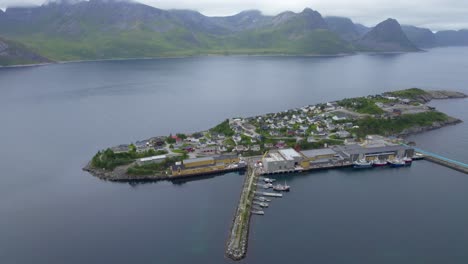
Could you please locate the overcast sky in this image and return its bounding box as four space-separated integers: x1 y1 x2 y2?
1 0 467 31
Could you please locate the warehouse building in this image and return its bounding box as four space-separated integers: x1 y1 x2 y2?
301 148 337 161
171 155 240 176
263 148 304 173
336 144 414 162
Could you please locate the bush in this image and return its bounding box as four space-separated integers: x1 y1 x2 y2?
387 88 427 99
338 97 384 115
90 148 167 170
210 119 235 137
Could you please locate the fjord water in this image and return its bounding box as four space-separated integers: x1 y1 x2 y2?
1 47 468 263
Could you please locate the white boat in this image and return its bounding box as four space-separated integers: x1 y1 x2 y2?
353 159 373 168
263 178 276 183
372 158 387 167
388 158 405 167
273 181 290 192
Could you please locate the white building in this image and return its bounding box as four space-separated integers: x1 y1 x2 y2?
137 155 167 165
262 148 303 173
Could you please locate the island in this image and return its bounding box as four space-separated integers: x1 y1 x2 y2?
83 87 467 261
83 88 466 181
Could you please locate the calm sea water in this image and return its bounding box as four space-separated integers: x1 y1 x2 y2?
0 47 467 263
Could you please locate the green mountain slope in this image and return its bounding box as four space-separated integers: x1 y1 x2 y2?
0 36 51 66
0 1 351 61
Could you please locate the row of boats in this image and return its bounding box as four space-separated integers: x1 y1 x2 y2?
262 178 290 192
353 156 413 168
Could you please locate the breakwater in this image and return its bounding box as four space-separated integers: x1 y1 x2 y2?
225 166 257 260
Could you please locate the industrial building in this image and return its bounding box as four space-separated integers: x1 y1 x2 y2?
171 155 242 177
335 144 414 162
262 148 305 173
301 148 337 161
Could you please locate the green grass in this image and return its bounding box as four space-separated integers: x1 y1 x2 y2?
354 111 449 137
126 156 184 175
387 88 428 99
4 22 353 63
210 119 235 137
337 97 385 115
91 148 166 170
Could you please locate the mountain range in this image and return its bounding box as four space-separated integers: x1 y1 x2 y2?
0 0 467 66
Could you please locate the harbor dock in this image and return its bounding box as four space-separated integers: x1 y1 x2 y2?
255 191 283 198
225 166 257 261
414 148 468 174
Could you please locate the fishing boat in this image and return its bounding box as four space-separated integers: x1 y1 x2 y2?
263 178 276 183
388 158 406 167
403 156 413 165
372 158 387 167
273 181 290 192
256 197 271 202
353 159 373 169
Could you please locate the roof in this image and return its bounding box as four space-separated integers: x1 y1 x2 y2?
213 154 238 161
278 148 302 160
338 144 411 156
301 148 336 158
138 155 167 162
264 153 285 162
183 156 214 165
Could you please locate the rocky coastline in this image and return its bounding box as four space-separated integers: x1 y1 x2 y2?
82 162 169 182
398 116 463 137
413 90 467 103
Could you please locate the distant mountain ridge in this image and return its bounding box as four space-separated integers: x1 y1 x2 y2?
356 19 419 52
0 0 467 66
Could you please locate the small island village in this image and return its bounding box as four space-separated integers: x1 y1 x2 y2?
86 88 466 181
84 88 467 261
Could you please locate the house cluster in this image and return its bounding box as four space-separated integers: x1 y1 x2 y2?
110 91 429 163
243 102 356 141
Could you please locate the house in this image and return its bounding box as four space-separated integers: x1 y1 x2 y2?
275 141 286 149
233 134 242 143
264 143 274 149
235 145 247 152
198 146 217 155
335 130 351 138
251 145 261 152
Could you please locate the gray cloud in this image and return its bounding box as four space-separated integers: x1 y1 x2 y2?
1 0 467 31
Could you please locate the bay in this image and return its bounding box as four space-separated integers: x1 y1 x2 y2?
0 47 467 263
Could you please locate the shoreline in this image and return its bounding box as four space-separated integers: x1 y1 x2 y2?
1 53 353 69
83 118 463 182
3 50 429 69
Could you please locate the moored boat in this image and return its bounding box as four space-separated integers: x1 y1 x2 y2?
273 181 290 192
388 158 406 167
263 178 276 183
372 158 387 167
403 156 413 165
353 159 373 169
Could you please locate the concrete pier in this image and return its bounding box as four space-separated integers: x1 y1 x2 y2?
423 155 468 174
256 191 283 198
413 148 468 174
225 166 257 261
